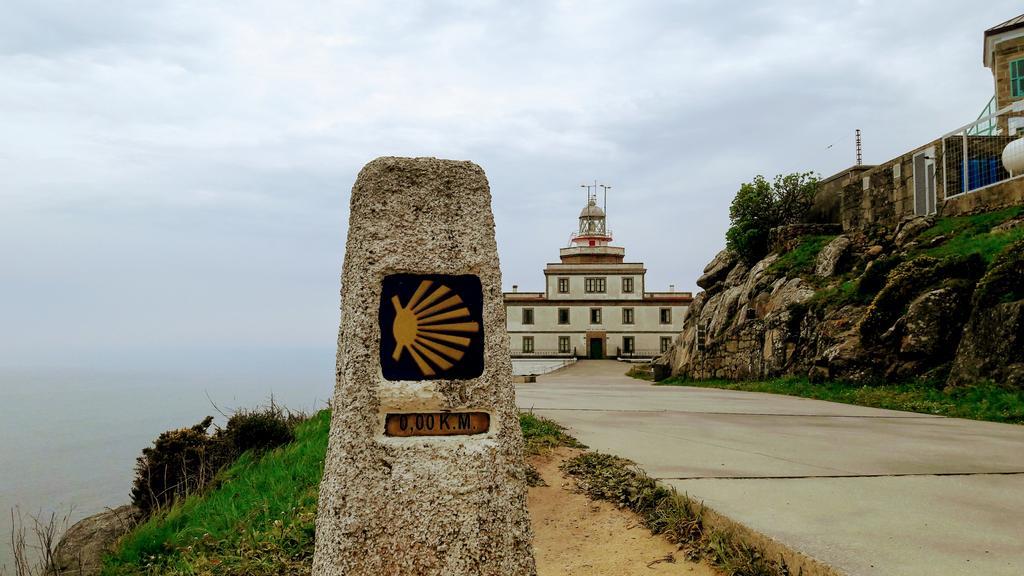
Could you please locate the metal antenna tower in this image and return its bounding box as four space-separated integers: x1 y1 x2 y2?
856 129 863 166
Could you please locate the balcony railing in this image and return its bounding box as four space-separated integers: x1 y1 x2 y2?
510 349 576 358
616 349 664 359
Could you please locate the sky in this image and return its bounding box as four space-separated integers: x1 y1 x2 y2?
0 0 1018 367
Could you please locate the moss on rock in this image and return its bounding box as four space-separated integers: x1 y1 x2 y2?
972 237 1024 308
860 254 986 344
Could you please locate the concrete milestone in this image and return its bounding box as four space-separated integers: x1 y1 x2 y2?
312 157 536 576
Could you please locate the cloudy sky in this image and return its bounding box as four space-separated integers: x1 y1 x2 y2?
1 0 1017 367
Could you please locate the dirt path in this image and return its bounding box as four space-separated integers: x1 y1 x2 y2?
527 448 719 576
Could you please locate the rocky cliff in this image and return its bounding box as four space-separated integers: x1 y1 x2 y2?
656 210 1024 388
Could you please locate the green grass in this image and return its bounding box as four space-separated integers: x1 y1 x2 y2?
767 234 835 277
917 206 1024 263
520 411 585 455
103 410 331 575
658 377 1024 424
103 411 580 574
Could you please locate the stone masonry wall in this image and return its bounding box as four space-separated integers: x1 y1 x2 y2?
943 175 1024 216
840 138 944 232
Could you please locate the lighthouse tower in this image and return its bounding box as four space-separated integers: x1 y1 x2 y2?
503 181 691 360
560 194 626 264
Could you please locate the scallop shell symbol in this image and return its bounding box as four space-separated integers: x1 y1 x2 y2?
391 280 481 377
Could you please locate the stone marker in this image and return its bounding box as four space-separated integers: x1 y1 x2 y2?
312 157 536 576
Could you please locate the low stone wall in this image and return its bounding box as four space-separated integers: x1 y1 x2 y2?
807 165 873 225
768 223 842 253
942 175 1024 217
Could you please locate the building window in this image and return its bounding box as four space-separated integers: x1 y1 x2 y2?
1013 58 1024 99
660 308 671 324
522 308 534 325
590 307 602 324
622 307 634 324
558 336 571 354
622 277 634 293
584 277 606 293
622 336 635 354
558 277 570 293
558 308 570 325
522 336 534 354
661 336 672 353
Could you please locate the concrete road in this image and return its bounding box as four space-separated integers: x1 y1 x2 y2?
516 360 1024 576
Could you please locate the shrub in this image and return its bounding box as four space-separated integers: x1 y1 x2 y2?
130 403 302 517
219 404 296 459
726 172 819 264
131 417 219 516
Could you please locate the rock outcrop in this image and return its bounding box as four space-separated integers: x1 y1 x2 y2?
815 236 852 277
50 505 138 576
657 221 1024 387
949 237 1024 388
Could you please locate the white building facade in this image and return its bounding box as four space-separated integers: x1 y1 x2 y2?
504 195 691 359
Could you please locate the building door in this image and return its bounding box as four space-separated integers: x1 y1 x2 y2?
588 338 604 359
913 148 936 215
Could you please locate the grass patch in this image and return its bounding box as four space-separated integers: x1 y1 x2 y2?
658 377 1024 424
768 234 835 277
520 411 585 455
104 409 331 575
104 410 581 574
626 364 654 381
917 206 1024 263
562 452 791 575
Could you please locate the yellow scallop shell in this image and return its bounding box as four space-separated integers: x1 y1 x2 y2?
391 280 480 376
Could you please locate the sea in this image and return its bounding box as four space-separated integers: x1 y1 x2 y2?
0 351 556 571
0 348 335 571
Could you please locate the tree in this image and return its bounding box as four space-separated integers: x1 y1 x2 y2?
726 172 819 264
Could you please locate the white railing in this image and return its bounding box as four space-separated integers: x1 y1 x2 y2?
942 101 1024 198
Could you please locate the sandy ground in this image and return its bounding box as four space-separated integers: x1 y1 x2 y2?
527 448 719 576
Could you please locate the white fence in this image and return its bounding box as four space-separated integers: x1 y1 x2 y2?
942 101 1024 199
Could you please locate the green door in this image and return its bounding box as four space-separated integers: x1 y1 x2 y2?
588 338 603 359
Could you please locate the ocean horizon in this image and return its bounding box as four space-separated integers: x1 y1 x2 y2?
0 347 336 571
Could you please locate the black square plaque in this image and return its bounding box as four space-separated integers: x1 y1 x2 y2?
379 273 485 381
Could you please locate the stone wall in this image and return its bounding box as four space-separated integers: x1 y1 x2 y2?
767 223 842 253
839 138 944 231
807 165 872 224
942 175 1024 216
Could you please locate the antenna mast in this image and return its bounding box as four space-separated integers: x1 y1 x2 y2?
856 129 862 166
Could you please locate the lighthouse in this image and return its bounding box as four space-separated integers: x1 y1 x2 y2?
504 184 691 360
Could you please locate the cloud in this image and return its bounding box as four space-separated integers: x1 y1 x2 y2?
0 0 1018 365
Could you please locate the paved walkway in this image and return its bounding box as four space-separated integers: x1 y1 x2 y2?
516 360 1024 576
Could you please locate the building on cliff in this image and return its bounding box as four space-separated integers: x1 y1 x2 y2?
503 191 691 360
810 13 1024 233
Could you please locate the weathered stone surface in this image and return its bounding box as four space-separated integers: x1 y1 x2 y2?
50 506 138 576
865 245 884 258
991 217 1024 234
723 259 749 287
949 300 1024 388
814 235 852 277
893 216 932 247
312 157 535 576
898 288 965 358
696 249 737 290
